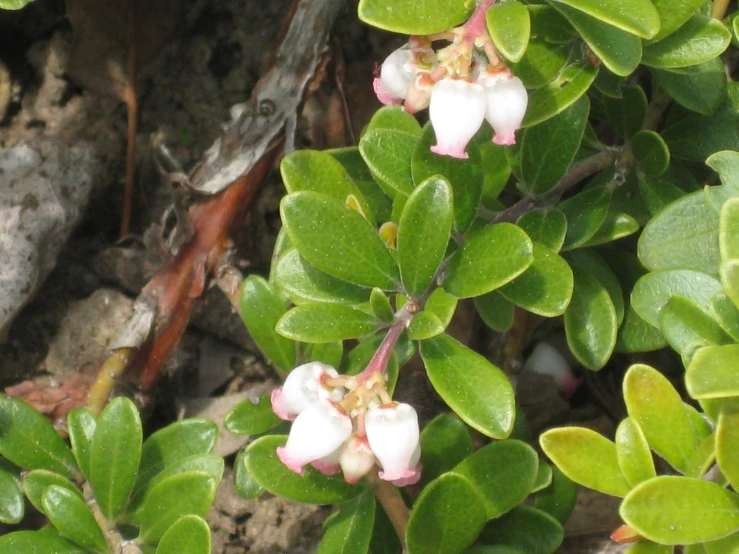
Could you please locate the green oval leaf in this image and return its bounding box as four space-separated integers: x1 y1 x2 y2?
138 470 218 544
564 266 617 370
0 530 87 554
397 176 454 296
67 408 95 480
522 60 598 127
0 468 23 524
156 515 211 554
474 291 516 332
487 1 531 63
559 185 612 250
517 209 567 252
521 96 589 194
633 130 670 177
421 335 515 439
717 410 739 492
581 211 639 247
642 15 731 69
652 60 727 116
359 129 417 198
567 249 624 325
0 397 77 476
412 124 484 232
317 490 375 554
621 476 739 545
234 449 264 500
452 440 539 519
89 397 142 520
224 395 281 436
329 147 393 223
498 243 574 317
509 39 571 89
616 305 668 353
623 364 697 472
245 435 360 504
721 197 739 261
659 295 732 359
649 0 705 41
406 473 486 554
366 106 422 135
281 192 399 289
687 344 739 399
43 485 109 553
549 0 660 38
615 418 656 488
420 413 474 486
540 427 629 496
480 506 564 554
240 275 297 373
443 223 533 298
277 303 380 343
22 469 82 516
407 310 446 340
358 0 473 35
534 467 578 524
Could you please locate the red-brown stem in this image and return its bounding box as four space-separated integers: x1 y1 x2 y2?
356 308 413 385
463 0 495 44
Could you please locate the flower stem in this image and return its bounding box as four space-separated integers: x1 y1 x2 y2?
374 478 411 546
356 307 413 385
713 0 730 19
463 0 495 42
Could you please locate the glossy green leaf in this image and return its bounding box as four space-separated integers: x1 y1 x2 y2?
638 191 720 275
487 1 530 63
522 61 598 127
233 449 264 500
358 0 472 35
564 266 617 370
406 473 486 554
307 341 344 368
43 486 109 553
397 176 454 296
581 211 639 246
275 250 371 306
412 124 483 232
624 364 697 472
498 244 573 317
281 150 374 224
224 395 281 436
660 295 732 358
662 105 739 162
633 131 670 177
420 413 473 485
421 335 515 439
616 305 668 353
138 470 218 543
517 209 567 252
521 96 589 194
359 129 417 198
424 288 458 329
687 344 739 399
318 490 375 554
652 60 726 115
532 461 553 493
22 469 82 515
474 291 515 332
452 440 539 519
638 171 686 216
553 4 642 76
156 515 211 554
0 531 87 554
0 0 34 10
282 192 399 289
528 4 577 43
369 288 394 323
649 0 705 40
407 310 446 340
567 249 624 324
621 476 739 545
89 397 141 520
328 148 393 223
723 259 739 310
443 223 533 298
240 275 296 372
549 0 659 38
245 435 360 503
717 410 739 491
540 427 629 496
710 292 739 342
0 468 23 524
602 85 648 139
702 531 739 554
480 506 564 554
534 467 578 524
721 197 739 260
0 397 77 476
66 408 95 480
615 418 655 488
632 268 723 328
508 39 571 89
558 186 611 250
135 419 217 495
365 106 422 136
642 15 731 69
707 150 739 191
277 303 379 343
627 543 674 554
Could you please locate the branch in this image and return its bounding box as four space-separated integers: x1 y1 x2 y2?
374 479 411 548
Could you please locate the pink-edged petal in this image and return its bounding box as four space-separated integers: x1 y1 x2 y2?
492 131 517 146
271 387 296 421
389 464 422 487
276 446 307 475
430 143 469 159
374 78 402 106
311 458 342 476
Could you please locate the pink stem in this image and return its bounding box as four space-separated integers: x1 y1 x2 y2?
463 0 495 44
356 308 413 385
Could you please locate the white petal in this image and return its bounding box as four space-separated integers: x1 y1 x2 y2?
365 403 420 481
482 76 528 146
524 342 581 395
274 362 340 419
429 79 486 159
380 46 417 100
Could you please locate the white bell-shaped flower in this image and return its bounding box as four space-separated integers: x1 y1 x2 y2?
373 46 417 106
523 342 581 397
389 443 421 487
340 435 377 484
429 78 487 159
365 402 420 482
276 398 353 475
271 361 343 420
478 70 528 146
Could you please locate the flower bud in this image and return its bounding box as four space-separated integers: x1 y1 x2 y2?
374 46 417 106
311 446 342 476
478 70 528 146
429 78 486 159
523 342 581 397
365 402 421 482
271 361 343 420
276 399 352 475
339 435 377 484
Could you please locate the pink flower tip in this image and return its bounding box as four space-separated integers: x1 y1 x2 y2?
379 462 422 484
492 132 517 146
271 388 296 421
311 459 341 476
276 446 306 475
430 144 469 159
373 77 402 106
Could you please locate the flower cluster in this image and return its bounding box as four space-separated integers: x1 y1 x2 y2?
272 361 422 486
373 27 528 158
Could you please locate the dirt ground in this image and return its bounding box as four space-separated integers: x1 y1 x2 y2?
0 1 643 552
